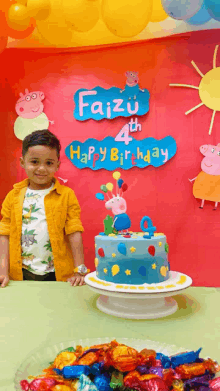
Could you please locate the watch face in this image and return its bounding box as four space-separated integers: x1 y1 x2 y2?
78 265 87 274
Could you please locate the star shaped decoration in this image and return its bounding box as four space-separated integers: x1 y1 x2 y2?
130 246 136 253
125 269 131 275
112 253 116 258
152 263 157 270
103 268 108 274
158 242 162 247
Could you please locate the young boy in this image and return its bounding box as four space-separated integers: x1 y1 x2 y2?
0 130 88 287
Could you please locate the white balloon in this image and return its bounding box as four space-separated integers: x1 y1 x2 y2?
162 0 203 20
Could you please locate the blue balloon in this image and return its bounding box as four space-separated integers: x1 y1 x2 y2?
118 243 127 256
117 178 124 188
95 193 105 200
186 1 211 24
162 0 203 20
205 0 220 21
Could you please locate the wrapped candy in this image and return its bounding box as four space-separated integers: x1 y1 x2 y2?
136 365 150 375
90 362 105 376
20 380 30 391
163 368 181 388
171 379 184 391
184 372 214 387
139 349 156 367
170 348 202 368
54 352 77 370
124 371 168 391
144 377 168 391
93 374 111 391
77 348 99 359
23 378 57 391
51 386 72 391
209 377 220 390
176 358 220 380
77 351 99 366
156 353 171 369
62 365 91 379
77 374 98 391
136 365 163 377
110 371 124 388
107 344 140 372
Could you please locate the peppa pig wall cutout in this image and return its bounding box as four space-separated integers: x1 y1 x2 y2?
73 72 150 121
14 89 54 140
189 144 220 210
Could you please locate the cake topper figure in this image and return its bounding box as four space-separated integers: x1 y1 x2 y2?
14 89 54 140
120 71 145 100
96 171 131 234
189 143 220 210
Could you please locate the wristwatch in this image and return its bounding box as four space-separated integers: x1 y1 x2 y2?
74 264 90 275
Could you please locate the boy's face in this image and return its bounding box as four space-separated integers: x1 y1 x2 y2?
20 145 60 190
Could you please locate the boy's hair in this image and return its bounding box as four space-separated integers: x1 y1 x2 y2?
22 130 61 159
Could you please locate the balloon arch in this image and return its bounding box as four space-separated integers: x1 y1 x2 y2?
1 0 220 51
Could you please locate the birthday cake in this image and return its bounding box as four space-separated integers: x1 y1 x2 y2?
94 172 170 286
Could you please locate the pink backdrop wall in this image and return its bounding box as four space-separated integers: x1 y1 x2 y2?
1 29 220 286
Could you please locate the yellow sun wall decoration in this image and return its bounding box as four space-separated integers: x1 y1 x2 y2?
170 45 220 136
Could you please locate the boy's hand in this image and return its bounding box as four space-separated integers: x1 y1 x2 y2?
67 272 86 287
0 274 9 288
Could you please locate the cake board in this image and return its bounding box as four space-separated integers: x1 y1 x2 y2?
85 271 192 319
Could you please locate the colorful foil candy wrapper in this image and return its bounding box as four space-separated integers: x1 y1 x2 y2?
170 348 202 368
20 340 220 391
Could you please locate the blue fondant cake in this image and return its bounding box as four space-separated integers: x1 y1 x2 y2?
95 232 170 285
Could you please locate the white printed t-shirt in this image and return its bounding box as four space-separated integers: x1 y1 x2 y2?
21 184 55 275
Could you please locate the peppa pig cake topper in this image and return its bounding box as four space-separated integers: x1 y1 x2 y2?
96 171 131 235
95 171 157 238
189 143 220 210
14 89 54 140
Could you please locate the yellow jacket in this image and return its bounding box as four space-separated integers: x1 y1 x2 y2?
0 178 84 281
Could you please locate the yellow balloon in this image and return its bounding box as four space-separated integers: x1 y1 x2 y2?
112 171 121 180
7 3 31 31
112 264 120 276
16 0 28 5
101 0 153 38
62 0 100 33
150 0 168 22
27 0 51 21
106 182 113 191
36 0 73 46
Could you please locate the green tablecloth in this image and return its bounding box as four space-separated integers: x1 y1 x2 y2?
1 282 220 391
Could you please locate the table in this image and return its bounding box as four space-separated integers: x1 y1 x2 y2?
1 282 220 391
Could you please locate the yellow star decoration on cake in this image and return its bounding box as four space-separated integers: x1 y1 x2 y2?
112 253 116 258
152 263 157 270
125 269 131 275
158 242 162 247
103 268 108 274
130 246 136 253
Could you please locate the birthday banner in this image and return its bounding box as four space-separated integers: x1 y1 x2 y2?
65 135 177 170
73 71 150 121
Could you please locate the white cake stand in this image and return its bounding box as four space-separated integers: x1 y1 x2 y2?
85 271 192 320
